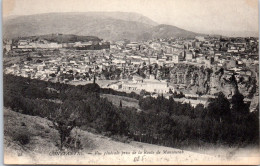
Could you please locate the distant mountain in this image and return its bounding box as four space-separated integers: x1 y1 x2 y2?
3 12 201 41
81 12 158 26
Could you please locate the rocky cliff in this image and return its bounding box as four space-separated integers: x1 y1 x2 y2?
170 64 257 99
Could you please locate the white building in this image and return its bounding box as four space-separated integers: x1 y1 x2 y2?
121 75 172 94
186 53 193 61
109 82 122 90
172 54 181 63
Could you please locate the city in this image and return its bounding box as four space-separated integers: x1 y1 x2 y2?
3 34 259 109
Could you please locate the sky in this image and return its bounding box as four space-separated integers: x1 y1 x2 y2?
2 0 259 36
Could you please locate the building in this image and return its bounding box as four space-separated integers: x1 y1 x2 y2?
109 82 122 90
195 36 206 42
186 52 193 61
172 54 181 63
126 42 140 50
120 75 171 94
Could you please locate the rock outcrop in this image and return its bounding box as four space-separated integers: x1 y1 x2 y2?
170 64 256 99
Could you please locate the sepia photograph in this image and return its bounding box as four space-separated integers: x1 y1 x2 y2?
2 0 260 164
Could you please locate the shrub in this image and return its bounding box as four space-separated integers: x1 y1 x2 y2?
21 122 26 126
35 124 45 131
45 129 50 133
14 133 30 145
64 135 83 152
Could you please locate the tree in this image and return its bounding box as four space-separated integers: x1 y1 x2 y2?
231 92 249 115
49 108 78 150
119 100 122 108
50 73 56 77
88 68 92 74
140 90 150 96
36 59 43 63
195 103 206 118
93 74 96 84
207 92 231 123
168 96 174 115
26 57 32 61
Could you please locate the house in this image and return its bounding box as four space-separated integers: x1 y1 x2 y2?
4 44 11 52
195 36 206 42
122 83 139 91
182 98 208 107
109 82 122 90
172 54 181 63
239 70 252 76
149 57 157 64
132 75 143 83
143 80 169 94
226 60 237 69
186 53 193 61
126 42 140 50
129 59 140 66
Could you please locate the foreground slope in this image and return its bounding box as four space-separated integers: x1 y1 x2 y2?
4 108 259 164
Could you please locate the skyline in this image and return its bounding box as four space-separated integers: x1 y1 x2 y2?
3 0 259 37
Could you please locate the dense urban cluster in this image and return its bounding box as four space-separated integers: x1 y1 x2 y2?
3 34 259 109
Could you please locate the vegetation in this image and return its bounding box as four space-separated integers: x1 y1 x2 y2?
4 74 259 149
13 133 31 145
101 94 140 109
49 107 80 150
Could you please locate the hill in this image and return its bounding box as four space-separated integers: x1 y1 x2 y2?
4 107 259 165
137 24 200 40
12 34 101 44
3 12 200 41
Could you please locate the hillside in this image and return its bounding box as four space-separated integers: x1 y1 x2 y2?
3 12 200 41
137 24 200 40
4 108 259 164
12 34 101 44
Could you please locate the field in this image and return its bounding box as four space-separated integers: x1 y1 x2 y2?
101 94 140 110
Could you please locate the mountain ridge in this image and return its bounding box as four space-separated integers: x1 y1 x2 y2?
3 12 201 41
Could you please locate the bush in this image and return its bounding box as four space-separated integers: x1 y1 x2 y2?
45 129 50 133
14 133 30 145
21 122 26 126
64 135 83 152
